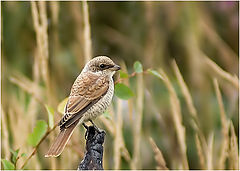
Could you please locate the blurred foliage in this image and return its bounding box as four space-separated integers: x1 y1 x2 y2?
1 1 239 170
1 159 15 170
27 120 48 147
114 83 134 100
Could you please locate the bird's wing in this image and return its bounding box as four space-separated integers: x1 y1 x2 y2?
59 73 109 128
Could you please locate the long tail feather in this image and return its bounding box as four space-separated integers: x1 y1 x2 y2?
45 120 79 157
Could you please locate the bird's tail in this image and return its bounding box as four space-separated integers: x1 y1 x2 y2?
45 120 79 157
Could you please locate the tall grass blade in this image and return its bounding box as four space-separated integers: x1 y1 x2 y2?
131 73 144 169
228 122 239 170
206 132 214 170
149 137 168 170
159 69 189 169
205 56 239 89
114 98 123 169
195 134 205 169
172 60 197 118
82 0 92 63
213 78 229 169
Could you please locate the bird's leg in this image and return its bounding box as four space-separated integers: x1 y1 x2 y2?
82 123 89 140
89 120 101 133
82 123 88 130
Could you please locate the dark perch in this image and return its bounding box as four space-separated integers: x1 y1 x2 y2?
78 126 106 170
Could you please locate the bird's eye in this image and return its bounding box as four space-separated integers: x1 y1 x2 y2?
99 64 105 68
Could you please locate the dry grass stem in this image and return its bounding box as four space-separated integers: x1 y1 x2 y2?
82 0 92 63
114 64 133 162
121 147 131 162
9 74 44 105
99 113 130 163
1 108 10 160
113 98 131 169
49 1 59 26
213 78 229 169
172 60 197 118
191 121 208 162
114 98 123 169
228 122 239 170
31 3 56 167
99 115 115 135
114 62 132 163
206 132 214 170
131 73 144 169
160 69 189 169
143 2 158 68
28 51 41 128
70 2 85 68
31 1 52 104
39 1 50 84
195 134 205 169
149 137 168 170
100 118 131 163
204 56 239 89
172 60 210 154
200 16 238 73
33 50 40 84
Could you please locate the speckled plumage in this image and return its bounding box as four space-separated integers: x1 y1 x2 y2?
79 77 114 122
59 72 114 128
59 73 110 128
45 56 120 157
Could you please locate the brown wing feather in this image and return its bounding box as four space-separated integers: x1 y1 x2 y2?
59 72 109 128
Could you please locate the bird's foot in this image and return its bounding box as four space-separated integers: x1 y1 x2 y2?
89 120 103 133
82 123 89 140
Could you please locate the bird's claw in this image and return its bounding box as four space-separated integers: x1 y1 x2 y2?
83 120 104 140
89 120 101 133
82 123 89 140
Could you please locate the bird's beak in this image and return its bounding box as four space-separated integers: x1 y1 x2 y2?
111 65 121 71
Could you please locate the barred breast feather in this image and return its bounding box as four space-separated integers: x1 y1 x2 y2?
80 78 114 122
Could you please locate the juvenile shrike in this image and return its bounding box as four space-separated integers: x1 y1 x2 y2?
45 56 120 157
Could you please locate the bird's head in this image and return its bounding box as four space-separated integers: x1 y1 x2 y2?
83 56 121 77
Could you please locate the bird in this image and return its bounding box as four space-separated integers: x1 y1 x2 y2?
45 56 121 157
